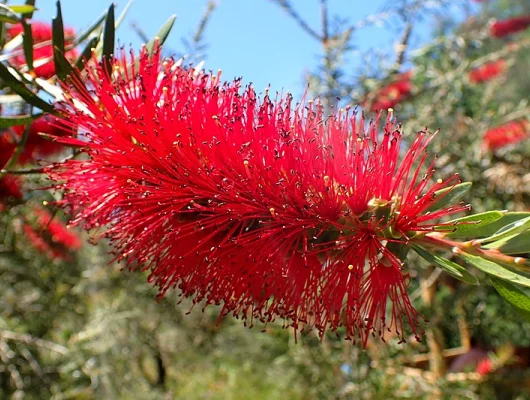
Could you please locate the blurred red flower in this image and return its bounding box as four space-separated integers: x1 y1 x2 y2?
11 115 73 164
369 71 413 112
24 207 81 260
490 16 530 38
7 21 78 79
46 47 467 344
469 60 506 84
483 120 529 150
476 357 493 376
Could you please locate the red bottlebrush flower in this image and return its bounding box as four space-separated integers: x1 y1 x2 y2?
7 21 75 43
483 120 530 151
7 21 78 79
45 47 469 344
476 357 493 376
24 207 81 260
11 115 73 164
490 16 530 38
369 71 413 112
469 60 506 84
0 175 23 201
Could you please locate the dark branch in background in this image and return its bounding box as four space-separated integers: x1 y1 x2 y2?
130 21 149 43
182 0 218 63
389 22 412 75
269 0 322 41
193 1 217 46
320 0 329 43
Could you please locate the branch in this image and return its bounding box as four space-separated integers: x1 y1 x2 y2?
389 22 412 75
193 1 217 46
0 330 69 355
320 0 328 43
269 0 322 41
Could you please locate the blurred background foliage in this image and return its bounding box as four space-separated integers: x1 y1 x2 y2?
1 0 530 398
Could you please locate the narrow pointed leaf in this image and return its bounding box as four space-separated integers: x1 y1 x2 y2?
413 245 479 285
478 216 530 245
0 63 54 112
459 253 530 288
485 231 530 255
52 1 71 80
145 14 177 54
102 3 115 76
426 182 471 212
8 5 36 14
24 0 36 19
453 212 530 239
75 36 99 70
72 10 106 46
0 4 20 23
490 277 530 322
446 211 504 238
21 19 33 71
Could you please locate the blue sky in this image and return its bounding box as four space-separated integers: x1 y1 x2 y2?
37 0 474 97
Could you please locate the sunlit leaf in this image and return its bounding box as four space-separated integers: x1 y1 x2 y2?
490 277 530 323
426 182 471 213
459 253 530 288
445 211 504 238
478 216 530 245
484 231 530 255
145 14 177 55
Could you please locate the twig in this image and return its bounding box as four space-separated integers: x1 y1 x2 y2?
320 0 328 43
389 22 412 75
269 0 322 41
0 330 69 355
193 1 217 45
130 21 149 43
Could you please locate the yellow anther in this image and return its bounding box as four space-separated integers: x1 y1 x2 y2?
269 207 275 216
243 160 249 167
347 264 354 270
437 178 443 184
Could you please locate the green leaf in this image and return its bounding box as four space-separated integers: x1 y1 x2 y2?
478 216 530 245
145 14 177 55
0 4 21 23
426 182 471 212
413 245 479 285
454 212 530 239
490 277 530 322
24 0 36 19
8 5 36 14
0 63 54 113
72 10 106 46
75 36 99 70
445 211 504 238
52 1 72 80
0 114 41 128
485 231 530 255
459 252 530 288
21 19 33 71
102 3 115 76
